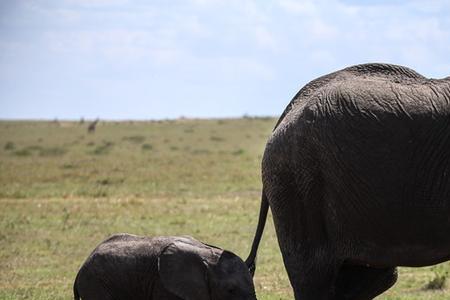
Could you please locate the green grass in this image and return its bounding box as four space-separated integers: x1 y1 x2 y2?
0 119 449 299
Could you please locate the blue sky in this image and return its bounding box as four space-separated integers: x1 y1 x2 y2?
1 0 449 120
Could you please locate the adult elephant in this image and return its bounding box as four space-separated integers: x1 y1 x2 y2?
245 63 450 299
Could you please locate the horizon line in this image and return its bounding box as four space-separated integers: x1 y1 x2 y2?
0 115 277 122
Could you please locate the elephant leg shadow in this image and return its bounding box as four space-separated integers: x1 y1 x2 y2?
334 264 398 300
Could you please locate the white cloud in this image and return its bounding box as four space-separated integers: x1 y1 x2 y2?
278 0 317 15
409 0 450 13
64 0 129 7
310 50 336 66
183 16 211 38
45 29 181 65
2 0 450 119
309 19 339 40
34 0 450 82
253 26 279 50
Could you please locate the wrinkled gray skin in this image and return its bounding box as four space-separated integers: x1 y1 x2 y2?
74 233 256 300
246 63 450 299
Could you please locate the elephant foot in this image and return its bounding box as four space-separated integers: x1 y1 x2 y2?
334 265 398 300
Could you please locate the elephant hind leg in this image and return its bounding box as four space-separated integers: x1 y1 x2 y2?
269 182 338 299
277 242 340 300
334 264 398 300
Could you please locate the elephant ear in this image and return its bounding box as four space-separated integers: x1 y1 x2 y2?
158 240 211 300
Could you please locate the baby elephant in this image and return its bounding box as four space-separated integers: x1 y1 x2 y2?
74 233 257 300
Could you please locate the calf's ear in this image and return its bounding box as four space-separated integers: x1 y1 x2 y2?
158 241 211 300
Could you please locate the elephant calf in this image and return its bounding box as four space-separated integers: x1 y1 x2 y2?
74 233 256 300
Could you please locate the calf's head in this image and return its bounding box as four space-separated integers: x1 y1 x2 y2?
158 238 257 300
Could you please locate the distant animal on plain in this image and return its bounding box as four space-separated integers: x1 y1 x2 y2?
246 63 450 299
87 119 99 133
74 233 257 300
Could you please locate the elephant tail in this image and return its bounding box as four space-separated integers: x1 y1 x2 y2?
245 190 269 277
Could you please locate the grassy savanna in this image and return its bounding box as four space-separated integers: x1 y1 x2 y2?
0 119 449 300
